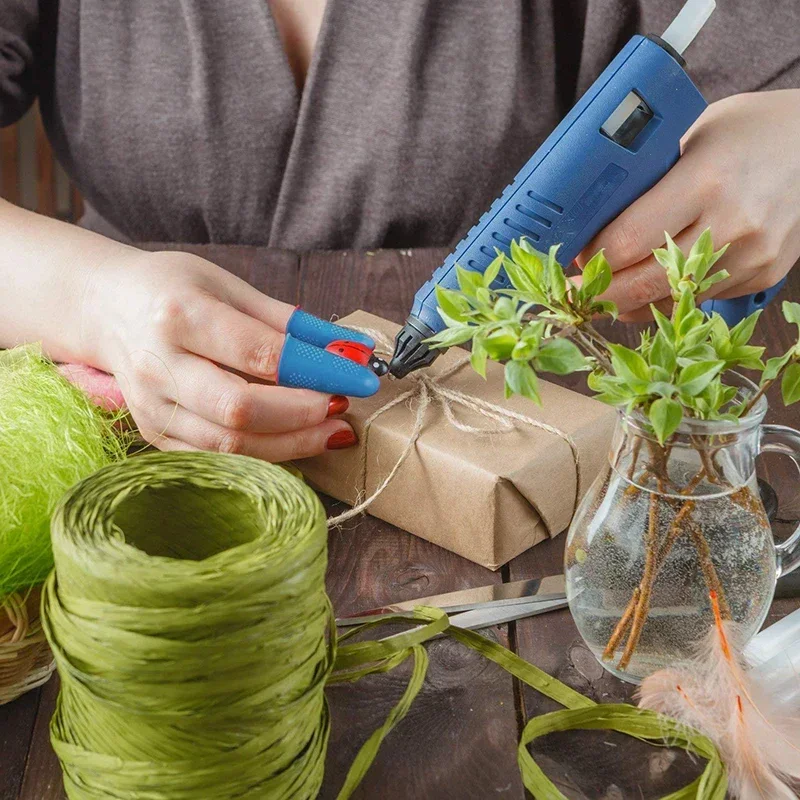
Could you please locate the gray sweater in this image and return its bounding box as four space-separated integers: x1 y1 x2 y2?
1 1 798 250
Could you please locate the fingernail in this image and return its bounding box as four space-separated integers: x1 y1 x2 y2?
327 395 350 417
327 429 357 450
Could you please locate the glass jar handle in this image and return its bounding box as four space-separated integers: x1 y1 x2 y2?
760 423 800 578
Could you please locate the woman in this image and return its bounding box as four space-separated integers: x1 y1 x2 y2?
1 0 799 460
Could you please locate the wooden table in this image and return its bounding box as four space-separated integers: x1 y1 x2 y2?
2 245 799 800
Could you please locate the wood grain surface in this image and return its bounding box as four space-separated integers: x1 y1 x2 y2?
1 245 798 800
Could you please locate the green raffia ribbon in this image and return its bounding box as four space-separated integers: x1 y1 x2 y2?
41 452 727 799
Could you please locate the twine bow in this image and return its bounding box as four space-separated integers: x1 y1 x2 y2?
327 329 582 528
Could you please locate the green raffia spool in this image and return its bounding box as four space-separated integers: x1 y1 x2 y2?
42 452 332 800
42 451 730 799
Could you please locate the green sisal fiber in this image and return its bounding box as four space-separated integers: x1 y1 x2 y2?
42 452 728 800
0 345 127 601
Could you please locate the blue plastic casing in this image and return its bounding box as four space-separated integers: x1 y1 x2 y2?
410 35 780 333
286 309 375 350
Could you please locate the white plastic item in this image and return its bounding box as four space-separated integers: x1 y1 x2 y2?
749 637 800 706
661 0 717 56
745 606 800 666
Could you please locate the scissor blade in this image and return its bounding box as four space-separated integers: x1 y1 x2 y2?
448 596 569 630
373 596 569 642
335 574 565 627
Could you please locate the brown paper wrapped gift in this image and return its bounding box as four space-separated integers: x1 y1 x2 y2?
298 311 617 569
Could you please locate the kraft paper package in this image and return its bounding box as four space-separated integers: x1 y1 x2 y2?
298 311 616 569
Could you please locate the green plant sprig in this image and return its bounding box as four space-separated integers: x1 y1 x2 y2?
427 229 800 444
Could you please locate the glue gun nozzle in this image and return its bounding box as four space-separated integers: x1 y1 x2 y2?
388 317 440 379
370 357 390 378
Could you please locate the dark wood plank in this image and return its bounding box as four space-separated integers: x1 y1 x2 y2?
69 187 83 224
17 678 63 800
137 243 301 305
34 107 56 219
0 687 41 800
0 126 20 207
297 247 448 327
299 250 525 799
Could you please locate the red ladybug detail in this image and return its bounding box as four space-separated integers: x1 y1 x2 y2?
324 340 374 366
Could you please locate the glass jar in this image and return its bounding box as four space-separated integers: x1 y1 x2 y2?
565 374 800 683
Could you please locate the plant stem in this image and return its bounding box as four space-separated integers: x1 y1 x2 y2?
627 438 643 481
618 486 662 670
741 377 774 417
574 329 614 373
602 587 640 662
689 523 732 619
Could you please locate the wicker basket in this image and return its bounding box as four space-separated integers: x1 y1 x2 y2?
0 588 56 705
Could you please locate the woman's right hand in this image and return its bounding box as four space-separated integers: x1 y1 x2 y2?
78 248 357 460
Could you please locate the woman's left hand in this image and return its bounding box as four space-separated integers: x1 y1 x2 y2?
576 89 800 321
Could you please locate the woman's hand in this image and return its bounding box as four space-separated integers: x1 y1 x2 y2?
80 249 357 460
576 90 800 321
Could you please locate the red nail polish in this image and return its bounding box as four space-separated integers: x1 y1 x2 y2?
327 430 357 450
327 395 350 417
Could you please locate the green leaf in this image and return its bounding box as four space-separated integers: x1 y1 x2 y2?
483 253 504 287
698 270 730 294
676 360 725 396
678 308 705 338
483 329 519 360
665 232 686 274
470 333 488 378
673 287 695 332
647 380 676 398
591 300 618 320
678 344 719 365
502 257 545 302
651 306 675 340
729 310 762 348
609 344 650 385
724 344 765 371
689 228 714 266
580 250 612 299
653 247 681 288
587 373 634 404
649 330 677 374
680 320 714 350
763 351 793 381
783 301 800 327
682 252 705 281
505 360 541 403
493 297 516 320
425 325 476 349
534 339 587 375
510 240 545 282
546 246 567 302
435 285 470 323
455 264 484 298
781 362 800 405
648 397 683 445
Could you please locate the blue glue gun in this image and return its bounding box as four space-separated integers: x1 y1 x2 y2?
276 309 388 397
389 0 785 378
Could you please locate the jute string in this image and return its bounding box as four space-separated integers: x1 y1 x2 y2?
328 329 582 527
